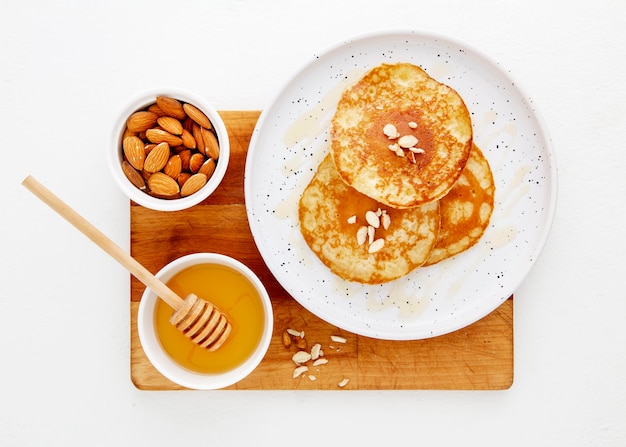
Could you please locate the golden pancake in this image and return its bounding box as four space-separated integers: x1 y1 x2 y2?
424 144 495 266
330 62 473 209
299 154 440 284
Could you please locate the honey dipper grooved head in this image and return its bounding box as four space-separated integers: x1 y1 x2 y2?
169 294 231 351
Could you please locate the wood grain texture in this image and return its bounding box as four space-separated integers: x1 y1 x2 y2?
130 111 513 390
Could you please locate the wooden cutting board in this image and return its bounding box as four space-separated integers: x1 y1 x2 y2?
130 111 513 390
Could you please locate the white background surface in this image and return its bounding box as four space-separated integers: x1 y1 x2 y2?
1 1 624 445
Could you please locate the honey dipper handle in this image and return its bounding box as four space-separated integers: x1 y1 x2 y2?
21 175 184 310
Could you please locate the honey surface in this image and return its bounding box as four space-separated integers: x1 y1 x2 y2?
155 263 264 373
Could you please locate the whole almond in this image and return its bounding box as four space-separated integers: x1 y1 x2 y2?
282 331 292 348
156 96 186 120
148 172 180 197
144 143 157 155
178 149 191 171
145 128 183 146
121 160 146 190
180 129 196 149
177 172 191 188
123 136 145 171
163 154 182 179
201 128 220 160
198 158 216 178
143 142 170 173
192 123 205 155
183 103 213 129
183 116 195 133
294 336 307 349
122 127 136 140
189 152 205 173
180 173 207 197
157 116 183 135
148 104 166 116
126 111 158 133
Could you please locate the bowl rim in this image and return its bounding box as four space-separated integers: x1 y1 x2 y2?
137 253 273 390
109 87 230 212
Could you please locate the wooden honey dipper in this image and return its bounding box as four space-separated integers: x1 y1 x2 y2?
22 175 232 352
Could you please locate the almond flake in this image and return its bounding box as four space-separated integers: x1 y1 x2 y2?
398 135 418 148
308 375 317 381
408 121 418 129
409 147 425 154
292 351 312 365
382 213 391 230
356 226 368 245
310 343 322 360
383 123 400 139
313 358 328 367
365 210 380 228
367 226 375 244
330 335 347 344
293 365 308 378
338 378 350 388
388 143 400 152
368 238 385 253
287 328 304 338
347 215 357 224
408 151 417 164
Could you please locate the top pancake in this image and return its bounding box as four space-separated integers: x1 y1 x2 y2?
298 154 440 284
330 62 473 209
424 143 495 266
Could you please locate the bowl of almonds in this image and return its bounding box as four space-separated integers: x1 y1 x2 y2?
110 89 230 211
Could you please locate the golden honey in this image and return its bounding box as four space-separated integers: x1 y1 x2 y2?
155 263 265 374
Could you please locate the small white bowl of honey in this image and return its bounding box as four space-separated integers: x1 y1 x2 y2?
137 253 273 390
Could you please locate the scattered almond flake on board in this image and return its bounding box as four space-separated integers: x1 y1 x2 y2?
308 375 317 381
292 350 312 365
286 328 304 338
330 335 347 343
347 215 357 224
293 365 308 378
312 358 328 367
338 378 350 388
310 343 322 360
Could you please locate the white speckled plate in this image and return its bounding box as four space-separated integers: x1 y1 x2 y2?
244 30 557 340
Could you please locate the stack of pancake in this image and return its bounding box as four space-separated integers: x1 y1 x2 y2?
298 63 495 284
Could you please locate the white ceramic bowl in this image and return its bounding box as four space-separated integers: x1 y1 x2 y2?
109 88 230 211
137 253 273 390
